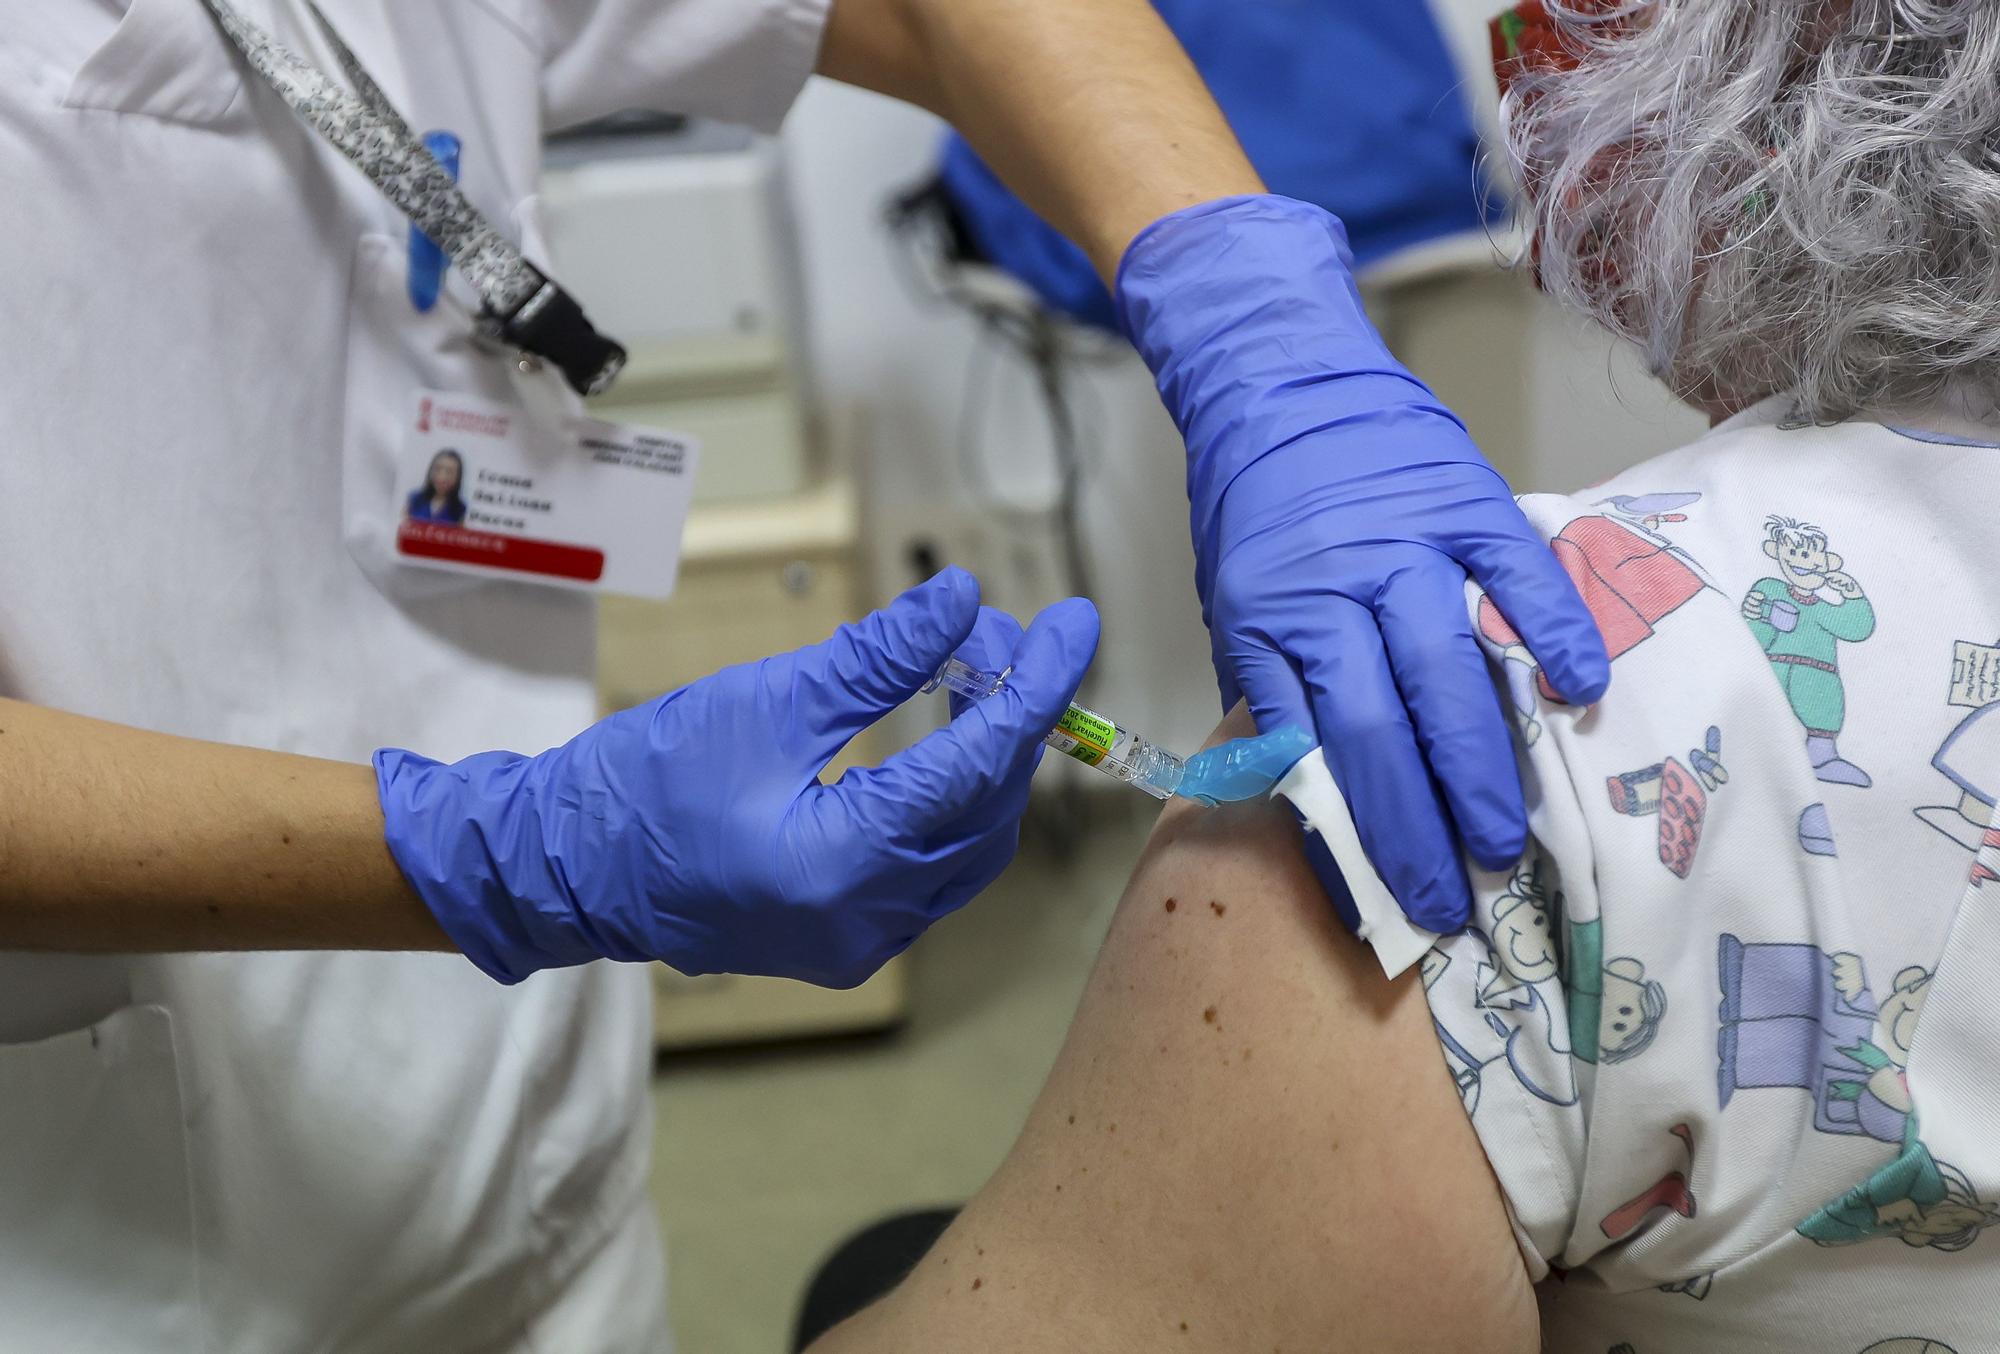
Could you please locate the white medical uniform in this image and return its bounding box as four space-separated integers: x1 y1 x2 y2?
0 2 825 1350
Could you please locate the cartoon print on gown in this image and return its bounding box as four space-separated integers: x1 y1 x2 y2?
1566 908 1665 1067
1657 1272 1712 1301
1482 852 1665 1070
1600 1124 1697 1241
1427 930 1579 1114
1426 847 1669 1117
1741 516 1877 787
1478 493 1709 746
1718 939 1925 1142
1606 727 1726 878
1913 638 2000 884
1424 860 1582 1114
1799 1151 1996 1250
1477 856 1562 1011
1716 936 1997 1249
1434 422 2000 1342
1799 802 1837 857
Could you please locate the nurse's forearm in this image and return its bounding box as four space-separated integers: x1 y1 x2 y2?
818 0 1264 277
0 698 452 953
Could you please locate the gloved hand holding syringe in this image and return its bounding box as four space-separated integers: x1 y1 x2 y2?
925 656 1314 805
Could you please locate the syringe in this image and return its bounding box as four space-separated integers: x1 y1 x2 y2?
926 656 1186 798
924 657 1314 805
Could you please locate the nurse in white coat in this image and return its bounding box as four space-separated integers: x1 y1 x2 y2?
0 0 1618 1349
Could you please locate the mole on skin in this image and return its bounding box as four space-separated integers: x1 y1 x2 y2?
1164 897 1177 913
1209 900 1226 917
1202 1006 1217 1024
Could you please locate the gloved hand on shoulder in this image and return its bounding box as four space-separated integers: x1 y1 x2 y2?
1117 195 1609 933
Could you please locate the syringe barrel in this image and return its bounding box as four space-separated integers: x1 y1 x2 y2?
925 659 1185 800
1044 703 1184 800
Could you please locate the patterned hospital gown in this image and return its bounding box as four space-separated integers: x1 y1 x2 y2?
1428 395 2000 1354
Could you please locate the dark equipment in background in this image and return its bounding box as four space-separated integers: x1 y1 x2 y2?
793 1208 958 1350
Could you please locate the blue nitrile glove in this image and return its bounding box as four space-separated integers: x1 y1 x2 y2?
374 569 1101 988
1116 195 1610 933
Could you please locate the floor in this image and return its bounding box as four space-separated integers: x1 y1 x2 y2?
648 794 1156 1354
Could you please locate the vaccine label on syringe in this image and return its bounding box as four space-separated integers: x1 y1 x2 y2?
926 657 1184 799
928 654 1310 804
1048 707 1117 767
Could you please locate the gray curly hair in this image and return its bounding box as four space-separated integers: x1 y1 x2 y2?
1499 1 2000 421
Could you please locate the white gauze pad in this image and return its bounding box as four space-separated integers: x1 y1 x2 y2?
1272 748 1439 979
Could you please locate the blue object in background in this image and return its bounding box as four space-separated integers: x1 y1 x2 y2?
408 130 461 313
938 2 1494 329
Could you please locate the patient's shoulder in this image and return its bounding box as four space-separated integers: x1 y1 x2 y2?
812 712 1540 1354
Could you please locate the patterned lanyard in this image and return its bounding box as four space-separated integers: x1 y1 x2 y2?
199 0 627 397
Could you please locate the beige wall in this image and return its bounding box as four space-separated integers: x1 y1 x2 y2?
1369 262 1710 497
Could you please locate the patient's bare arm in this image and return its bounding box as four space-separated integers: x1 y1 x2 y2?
812 711 1538 1353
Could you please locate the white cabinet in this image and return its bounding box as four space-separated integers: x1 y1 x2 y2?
543 127 815 505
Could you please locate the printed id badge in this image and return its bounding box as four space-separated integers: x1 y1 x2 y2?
393 389 699 598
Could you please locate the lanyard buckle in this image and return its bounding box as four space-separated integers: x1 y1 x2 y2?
480 267 628 398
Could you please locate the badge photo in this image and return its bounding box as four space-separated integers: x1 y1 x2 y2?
394 389 700 599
